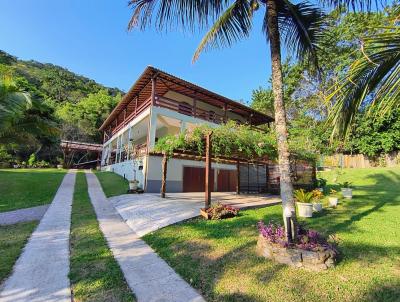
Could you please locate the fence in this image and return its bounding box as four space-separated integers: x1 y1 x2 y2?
318 151 400 169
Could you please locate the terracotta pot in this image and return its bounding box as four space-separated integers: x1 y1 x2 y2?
297 202 313 218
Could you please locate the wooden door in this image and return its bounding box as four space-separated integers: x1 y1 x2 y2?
217 169 237 192
183 167 214 192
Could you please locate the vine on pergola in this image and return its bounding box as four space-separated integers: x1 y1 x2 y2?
154 121 278 160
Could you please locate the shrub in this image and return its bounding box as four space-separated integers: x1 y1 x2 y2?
258 221 337 253
205 203 239 220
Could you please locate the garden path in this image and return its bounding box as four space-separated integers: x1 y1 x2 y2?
0 205 49 225
110 192 280 236
0 171 76 302
85 170 205 302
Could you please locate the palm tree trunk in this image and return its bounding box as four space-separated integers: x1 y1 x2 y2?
266 0 296 241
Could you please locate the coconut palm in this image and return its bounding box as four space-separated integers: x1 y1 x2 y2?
0 76 32 135
327 7 400 137
0 76 58 145
127 0 373 241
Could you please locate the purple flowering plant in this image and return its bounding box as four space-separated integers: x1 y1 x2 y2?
258 221 338 253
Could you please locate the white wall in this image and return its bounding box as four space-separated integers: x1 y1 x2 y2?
102 156 147 189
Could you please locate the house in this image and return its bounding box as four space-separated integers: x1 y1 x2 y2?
100 66 314 193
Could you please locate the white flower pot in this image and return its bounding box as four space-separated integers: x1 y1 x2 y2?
317 188 324 192
129 181 139 190
57 164 63 169
341 188 352 199
313 203 323 212
329 197 338 207
297 202 313 218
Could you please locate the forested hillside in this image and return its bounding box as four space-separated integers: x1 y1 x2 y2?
0 50 123 166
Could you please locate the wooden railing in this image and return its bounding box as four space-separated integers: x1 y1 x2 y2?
155 96 226 124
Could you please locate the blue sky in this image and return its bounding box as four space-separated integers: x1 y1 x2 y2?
0 1 277 103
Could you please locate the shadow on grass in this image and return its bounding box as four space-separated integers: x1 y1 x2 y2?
144 169 400 301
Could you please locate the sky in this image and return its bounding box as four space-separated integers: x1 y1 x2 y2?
0 0 276 104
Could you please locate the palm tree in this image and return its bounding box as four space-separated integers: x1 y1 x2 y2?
0 76 58 145
0 76 32 136
127 0 372 241
327 7 400 137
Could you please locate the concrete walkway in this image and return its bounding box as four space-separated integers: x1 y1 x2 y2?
0 205 49 226
110 192 280 237
85 171 205 302
0 171 76 302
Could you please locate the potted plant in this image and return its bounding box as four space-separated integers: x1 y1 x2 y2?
340 181 353 199
294 189 314 218
316 178 327 192
311 189 323 212
328 189 339 207
129 179 139 190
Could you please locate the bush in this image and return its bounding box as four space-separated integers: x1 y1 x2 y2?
258 220 337 252
204 203 239 220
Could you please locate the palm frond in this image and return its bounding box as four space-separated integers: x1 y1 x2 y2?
0 77 32 132
192 0 253 62
276 1 326 70
128 0 230 31
326 26 400 138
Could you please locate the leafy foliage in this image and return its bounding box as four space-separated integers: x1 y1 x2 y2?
293 188 314 203
154 121 278 160
0 50 123 165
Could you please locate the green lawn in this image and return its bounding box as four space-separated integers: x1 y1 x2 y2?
143 167 400 302
69 172 135 302
0 221 38 283
94 171 128 197
0 168 66 212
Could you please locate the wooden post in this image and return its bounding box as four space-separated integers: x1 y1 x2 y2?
205 132 212 209
161 153 168 198
151 77 157 106
236 159 240 195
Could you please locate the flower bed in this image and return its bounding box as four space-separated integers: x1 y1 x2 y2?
200 203 239 220
256 221 337 271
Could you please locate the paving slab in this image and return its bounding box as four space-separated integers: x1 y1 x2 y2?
0 205 49 226
85 171 205 302
110 192 281 237
0 171 76 302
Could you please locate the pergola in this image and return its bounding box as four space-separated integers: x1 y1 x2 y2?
60 140 102 168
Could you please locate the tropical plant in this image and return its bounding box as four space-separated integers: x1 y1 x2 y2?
293 189 314 203
316 177 327 188
327 6 400 137
311 189 324 200
0 76 32 135
340 181 352 188
329 188 339 197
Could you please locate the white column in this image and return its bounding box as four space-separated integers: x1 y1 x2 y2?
180 121 186 133
127 127 132 160
147 108 158 150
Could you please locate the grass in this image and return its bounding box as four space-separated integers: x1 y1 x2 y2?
69 172 135 302
94 171 128 197
0 221 38 283
143 167 400 302
0 168 66 212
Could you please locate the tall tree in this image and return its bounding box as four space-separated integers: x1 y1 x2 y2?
327 5 399 137
127 0 375 240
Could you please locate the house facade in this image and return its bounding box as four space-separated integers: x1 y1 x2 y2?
100 67 314 193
